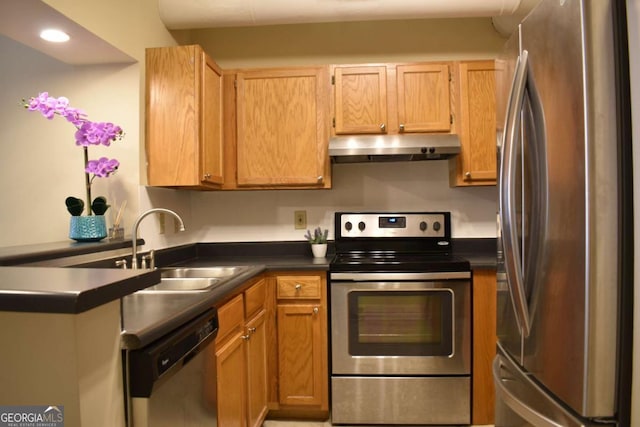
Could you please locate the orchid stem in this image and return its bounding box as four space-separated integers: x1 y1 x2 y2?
83 147 92 216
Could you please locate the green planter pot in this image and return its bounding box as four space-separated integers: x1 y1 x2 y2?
69 215 107 242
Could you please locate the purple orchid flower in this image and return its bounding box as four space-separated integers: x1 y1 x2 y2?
22 92 124 216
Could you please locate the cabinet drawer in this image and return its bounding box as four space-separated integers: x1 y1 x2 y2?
277 276 322 299
216 294 244 343
245 278 266 319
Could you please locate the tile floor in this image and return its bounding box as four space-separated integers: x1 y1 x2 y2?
264 421 493 427
264 421 330 427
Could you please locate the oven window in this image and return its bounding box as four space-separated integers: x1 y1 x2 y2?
347 290 453 356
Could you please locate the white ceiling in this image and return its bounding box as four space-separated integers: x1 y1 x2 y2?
158 0 523 29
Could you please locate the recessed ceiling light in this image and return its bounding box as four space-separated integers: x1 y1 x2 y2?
40 29 70 43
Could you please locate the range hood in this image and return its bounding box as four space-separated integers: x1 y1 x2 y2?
329 134 461 163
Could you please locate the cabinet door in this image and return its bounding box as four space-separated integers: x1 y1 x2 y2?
146 45 199 187
146 45 224 188
236 67 329 187
201 54 224 185
472 269 497 425
246 309 268 427
456 61 497 185
334 66 388 134
216 332 247 427
396 63 451 132
276 304 324 406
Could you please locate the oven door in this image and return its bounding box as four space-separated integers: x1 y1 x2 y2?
330 274 471 375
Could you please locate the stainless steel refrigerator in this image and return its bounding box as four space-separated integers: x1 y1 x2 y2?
494 0 634 426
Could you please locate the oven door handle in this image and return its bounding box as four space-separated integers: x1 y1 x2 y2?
330 272 471 281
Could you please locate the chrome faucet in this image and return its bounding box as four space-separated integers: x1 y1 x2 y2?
131 208 185 269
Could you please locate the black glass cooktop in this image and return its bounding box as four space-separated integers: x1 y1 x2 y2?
330 251 470 273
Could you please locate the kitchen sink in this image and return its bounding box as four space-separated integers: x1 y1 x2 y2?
159 266 251 279
137 266 253 293
137 277 221 293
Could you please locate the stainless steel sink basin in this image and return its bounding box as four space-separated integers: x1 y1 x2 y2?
137 266 252 293
159 266 250 279
137 277 221 293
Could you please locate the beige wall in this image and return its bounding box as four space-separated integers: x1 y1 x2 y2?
183 17 505 68
0 0 192 248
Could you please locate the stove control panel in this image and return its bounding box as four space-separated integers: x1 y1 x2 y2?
338 212 448 238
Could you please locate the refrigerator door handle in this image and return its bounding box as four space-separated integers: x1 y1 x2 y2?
520 50 550 327
499 49 532 337
493 357 564 427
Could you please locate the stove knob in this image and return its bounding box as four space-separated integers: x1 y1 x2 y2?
419 221 427 231
358 221 366 231
345 221 353 231
433 221 441 232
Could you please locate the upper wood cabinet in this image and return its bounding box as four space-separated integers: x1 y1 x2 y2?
332 63 453 135
145 45 224 189
450 60 497 186
333 66 388 134
231 67 331 189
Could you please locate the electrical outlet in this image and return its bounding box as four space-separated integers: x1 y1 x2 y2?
158 212 165 234
294 210 307 229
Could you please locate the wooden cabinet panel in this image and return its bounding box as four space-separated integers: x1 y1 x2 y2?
276 304 324 406
332 62 453 136
146 45 223 189
202 55 224 185
397 63 451 132
270 272 328 418
246 309 268 427
472 269 497 425
216 330 247 427
213 279 269 427
235 67 330 188
245 277 266 319
451 60 497 186
334 66 387 134
276 276 322 299
216 293 244 344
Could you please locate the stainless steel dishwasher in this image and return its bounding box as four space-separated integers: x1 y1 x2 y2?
124 308 219 427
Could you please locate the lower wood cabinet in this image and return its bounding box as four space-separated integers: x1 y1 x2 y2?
268 272 329 419
215 277 268 427
472 269 497 425
209 268 492 425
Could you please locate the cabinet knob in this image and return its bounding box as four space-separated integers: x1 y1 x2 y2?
317 176 323 182
241 334 250 340
465 172 472 179
399 123 405 132
203 173 212 180
313 307 319 314
380 123 386 132
248 327 256 334
295 284 302 291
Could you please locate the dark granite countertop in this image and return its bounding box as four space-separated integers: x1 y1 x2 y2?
0 238 493 349
121 264 267 349
121 244 333 349
0 237 143 266
0 266 160 314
